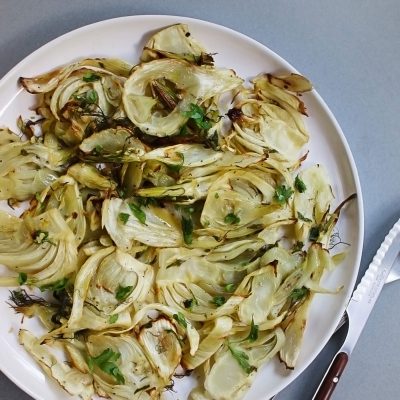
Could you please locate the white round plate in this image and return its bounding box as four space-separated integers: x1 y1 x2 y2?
0 15 363 400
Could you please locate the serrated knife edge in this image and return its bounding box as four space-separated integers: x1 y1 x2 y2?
351 219 400 303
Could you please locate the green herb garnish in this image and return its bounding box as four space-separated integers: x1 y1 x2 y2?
309 226 320 242
183 103 212 130
228 343 256 374
74 89 99 106
245 317 259 342
115 285 134 302
224 213 240 225
85 89 98 103
181 215 193 245
118 212 130 225
92 144 103 155
40 277 69 293
82 72 101 82
173 312 187 328
32 230 55 245
289 286 310 302
211 295 226 307
87 348 125 384
294 175 307 193
108 314 119 324
128 203 146 224
224 283 236 293
18 272 27 285
183 297 198 310
274 185 293 205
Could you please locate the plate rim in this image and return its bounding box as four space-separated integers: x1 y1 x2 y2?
0 14 364 400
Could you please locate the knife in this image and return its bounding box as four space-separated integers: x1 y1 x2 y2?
312 217 400 400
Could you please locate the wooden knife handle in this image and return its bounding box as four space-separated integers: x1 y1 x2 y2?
313 352 349 400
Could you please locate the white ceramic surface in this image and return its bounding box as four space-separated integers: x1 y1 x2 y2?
0 15 363 400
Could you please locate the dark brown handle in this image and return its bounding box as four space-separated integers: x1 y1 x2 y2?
313 352 349 400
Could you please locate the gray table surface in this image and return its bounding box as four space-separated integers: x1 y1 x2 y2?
0 1 399 399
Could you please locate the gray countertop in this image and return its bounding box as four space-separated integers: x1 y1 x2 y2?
0 1 399 399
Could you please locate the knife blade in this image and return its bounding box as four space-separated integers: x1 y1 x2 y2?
312 217 400 400
333 251 400 332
